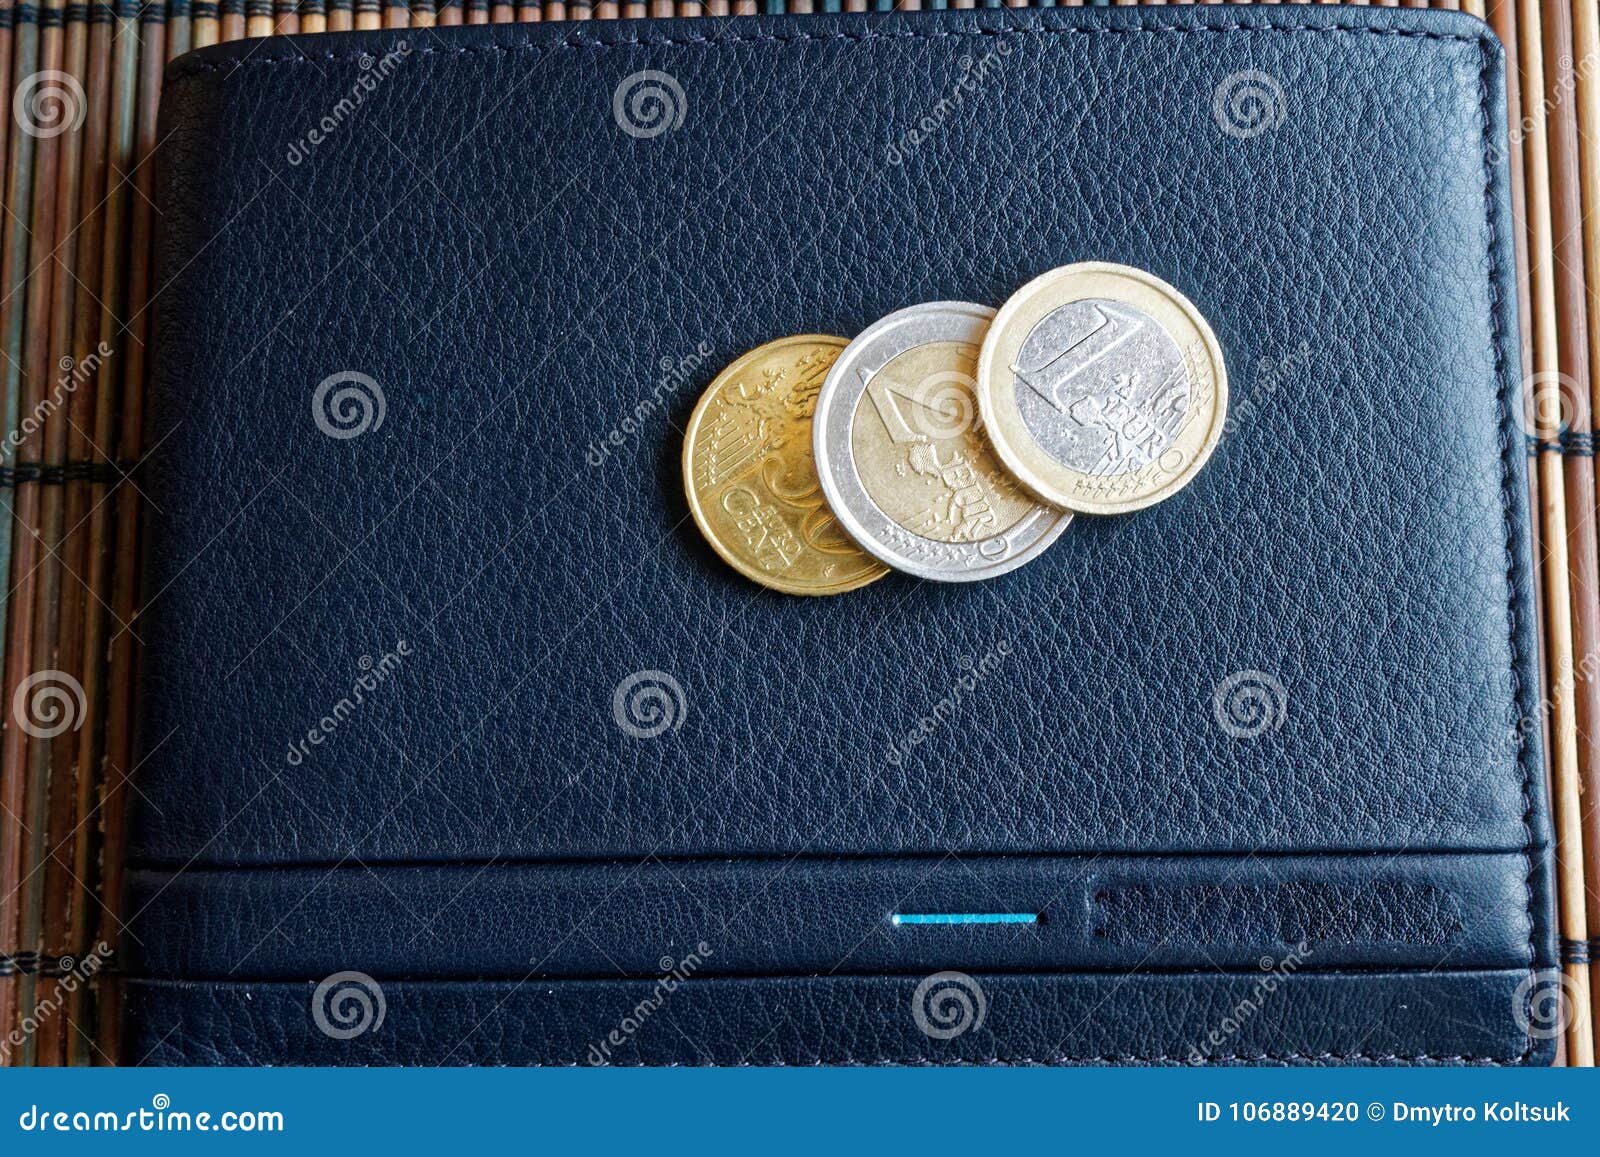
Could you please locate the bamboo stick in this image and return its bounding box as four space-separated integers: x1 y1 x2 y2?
0 0 40 1061
50 0 118 1068
93 0 166 1063
1517 0 1594 1067
1571 0 1600 1053
30 0 95 1068
4 0 71 1068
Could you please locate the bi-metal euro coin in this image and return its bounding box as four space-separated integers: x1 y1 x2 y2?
976 262 1229 515
682 335 889 596
812 301 1072 582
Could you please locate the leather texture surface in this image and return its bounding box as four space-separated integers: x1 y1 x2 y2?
124 971 1535 1066
128 5 1554 1065
126 853 1535 976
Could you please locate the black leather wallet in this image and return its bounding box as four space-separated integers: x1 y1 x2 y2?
127 5 1555 1064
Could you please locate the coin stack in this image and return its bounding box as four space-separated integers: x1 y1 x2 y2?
683 262 1228 593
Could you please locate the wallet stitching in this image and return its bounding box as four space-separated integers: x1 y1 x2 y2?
1474 35 1540 1065
150 19 1544 1066
166 22 1497 82
1465 34 1542 1068
118 972 1538 1067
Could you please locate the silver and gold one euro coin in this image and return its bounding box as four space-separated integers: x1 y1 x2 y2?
683 335 889 596
976 262 1228 515
812 301 1072 582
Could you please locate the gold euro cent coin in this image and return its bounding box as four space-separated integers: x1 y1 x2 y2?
976 262 1228 515
812 301 1072 582
682 335 890 596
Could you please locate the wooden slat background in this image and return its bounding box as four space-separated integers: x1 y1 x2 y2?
0 0 1593 1066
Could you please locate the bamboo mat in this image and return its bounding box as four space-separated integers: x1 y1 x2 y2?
0 0 1592 1067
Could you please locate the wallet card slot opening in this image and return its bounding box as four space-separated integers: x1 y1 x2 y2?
123 852 1539 980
